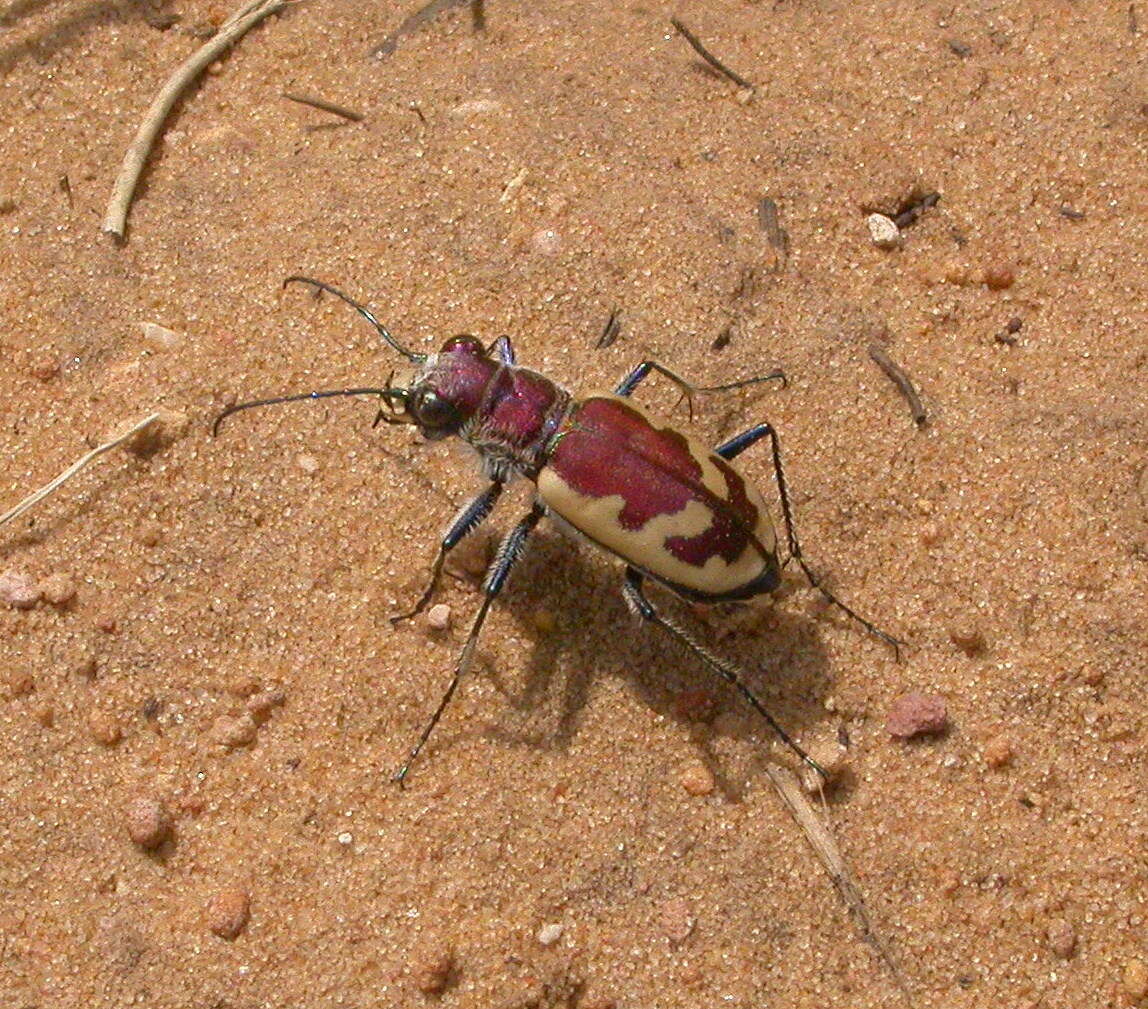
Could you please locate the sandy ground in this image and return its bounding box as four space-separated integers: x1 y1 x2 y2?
1 1 1146 1006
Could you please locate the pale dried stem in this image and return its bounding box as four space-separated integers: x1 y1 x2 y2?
0 413 162 530
764 763 913 1004
103 0 290 240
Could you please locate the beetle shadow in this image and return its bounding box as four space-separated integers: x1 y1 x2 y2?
476 523 839 799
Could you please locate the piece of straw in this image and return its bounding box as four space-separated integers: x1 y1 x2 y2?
0 413 163 530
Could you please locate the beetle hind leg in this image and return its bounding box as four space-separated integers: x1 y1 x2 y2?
621 567 827 779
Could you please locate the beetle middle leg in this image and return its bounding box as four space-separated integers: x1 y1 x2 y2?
620 567 826 778
721 422 904 659
614 360 785 419
393 500 544 785
391 480 504 624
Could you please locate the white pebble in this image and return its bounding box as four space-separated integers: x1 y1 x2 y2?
296 454 319 475
426 604 452 631
140 321 184 350
867 213 902 249
537 922 564 946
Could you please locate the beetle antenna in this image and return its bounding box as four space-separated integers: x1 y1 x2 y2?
284 276 427 363
212 387 396 436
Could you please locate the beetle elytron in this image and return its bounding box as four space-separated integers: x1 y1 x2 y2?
215 277 901 783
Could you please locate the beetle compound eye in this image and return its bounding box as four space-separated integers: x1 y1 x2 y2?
441 335 485 356
412 389 458 430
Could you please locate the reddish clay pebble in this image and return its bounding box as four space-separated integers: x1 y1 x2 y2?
2 669 35 700
659 897 696 943
673 687 719 723
0 570 41 609
1045 917 1076 959
983 264 1016 290
125 797 172 849
679 760 715 797
208 886 250 940
39 573 77 607
983 733 1015 768
211 712 258 748
886 692 948 738
88 709 123 746
949 622 988 656
246 688 286 718
412 945 455 994
426 603 452 631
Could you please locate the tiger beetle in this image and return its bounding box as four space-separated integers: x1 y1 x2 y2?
214 277 902 785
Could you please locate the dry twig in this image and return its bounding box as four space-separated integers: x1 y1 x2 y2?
764 763 912 1003
0 413 165 530
281 90 364 122
103 0 289 240
670 17 755 91
869 344 927 426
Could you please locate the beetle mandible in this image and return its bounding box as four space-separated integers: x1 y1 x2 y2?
215 277 902 784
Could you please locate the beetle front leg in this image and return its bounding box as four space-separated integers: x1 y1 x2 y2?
391 481 504 624
393 501 545 785
620 567 826 779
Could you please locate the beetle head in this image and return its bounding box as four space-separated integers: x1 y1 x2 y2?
383 335 498 440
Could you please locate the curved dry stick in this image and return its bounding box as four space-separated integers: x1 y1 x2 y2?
103 0 289 240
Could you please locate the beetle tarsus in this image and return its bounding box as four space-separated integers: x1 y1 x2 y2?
391 481 504 625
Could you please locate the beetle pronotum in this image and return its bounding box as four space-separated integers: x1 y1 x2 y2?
215 278 901 783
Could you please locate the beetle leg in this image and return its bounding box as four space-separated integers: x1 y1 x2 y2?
621 567 826 778
393 501 545 785
391 481 504 624
713 423 772 461
487 335 516 365
614 360 785 420
752 424 905 660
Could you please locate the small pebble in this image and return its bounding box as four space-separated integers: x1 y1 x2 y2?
1045 917 1076 959
125 797 172 850
659 897 696 943
867 213 902 249
39 573 77 607
679 760 715 797
1124 958 1148 1001
886 692 948 738
33 703 55 727
530 228 563 256
139 321 184 350
296 453 319 475
537 922 564 946
30 355 59 382
983 264 1016 290
88 709 123 746
0 569 41 609
426 603 452 631
983 733 1015 768
530 606 556 634
412 945 455 994
949 622 988 657
673 688 719 724
211 712 258 748
246 688 286 718
2 669 34 700
207 886 250 940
